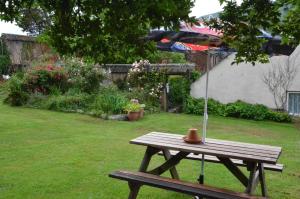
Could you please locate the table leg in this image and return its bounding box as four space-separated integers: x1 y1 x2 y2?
162 149 180 179
258 163 268 197
129 146 160 199
245 162 259 194
139 146 161 172
128 182 141 199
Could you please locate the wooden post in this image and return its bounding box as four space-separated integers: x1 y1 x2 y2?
162 75 169 112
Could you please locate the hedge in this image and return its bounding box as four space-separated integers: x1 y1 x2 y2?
183 97 292 123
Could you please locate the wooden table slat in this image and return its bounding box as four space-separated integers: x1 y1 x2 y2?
150 132 281 152
130 132 281 164
142 134 280 156
130 138 278 164
136 135 280 159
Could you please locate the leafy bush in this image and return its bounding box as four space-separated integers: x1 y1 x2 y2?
91 87 128 114
151 51 187 64
224 101 269 121
25 92 49 108
189 71 201 82
4 74 29 106
266 111 292 123
43 93 91 113
183 97 225 115
64 57 106 93
183 96 292 123
168 76 190 106
168 71 200 106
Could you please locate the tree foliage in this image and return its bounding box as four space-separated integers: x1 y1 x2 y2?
15 7 50 35
0 0 195 64
209 0 300 64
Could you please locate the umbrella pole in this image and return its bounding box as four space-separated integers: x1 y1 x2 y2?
199 51 210 186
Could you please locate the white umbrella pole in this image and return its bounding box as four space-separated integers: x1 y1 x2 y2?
203 52 210 143
199 51 210 185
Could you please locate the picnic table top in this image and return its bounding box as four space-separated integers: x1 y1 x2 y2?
130 132 282 164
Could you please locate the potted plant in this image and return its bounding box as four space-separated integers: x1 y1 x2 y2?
124 102 142 121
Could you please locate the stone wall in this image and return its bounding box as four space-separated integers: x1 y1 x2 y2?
1 34 52 71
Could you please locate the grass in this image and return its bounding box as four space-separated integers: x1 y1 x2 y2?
0 101 299 199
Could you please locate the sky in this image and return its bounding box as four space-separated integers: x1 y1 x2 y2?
0 0 242 35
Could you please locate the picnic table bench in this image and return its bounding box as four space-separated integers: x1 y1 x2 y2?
109 132 283 198
157 151 283 172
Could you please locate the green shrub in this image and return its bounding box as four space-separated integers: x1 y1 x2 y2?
168 71 200 106
43 93 91 112
64 57 106 93
183 96 205 115
91 87 128 114
224 101 269 121
25 92 48 108
183 97 292 123
168 76 190 106
183 97 225 115
4 74 29 106
266 111 292 123
151 51 187 63
190 71 201 82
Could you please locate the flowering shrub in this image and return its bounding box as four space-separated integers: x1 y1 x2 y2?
127 60 166 99
64 58 106 93
24 65 68 95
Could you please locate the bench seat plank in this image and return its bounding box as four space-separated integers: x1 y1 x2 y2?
109 170 266 199
157 150 283 172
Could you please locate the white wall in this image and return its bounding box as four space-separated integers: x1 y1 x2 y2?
191 46 300 109
288 46 300 91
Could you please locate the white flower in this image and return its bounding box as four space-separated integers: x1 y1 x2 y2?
2 75 10 80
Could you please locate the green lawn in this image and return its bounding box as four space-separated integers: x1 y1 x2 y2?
0 102 299 199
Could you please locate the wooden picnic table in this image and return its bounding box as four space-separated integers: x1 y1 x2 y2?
130 132 282 197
